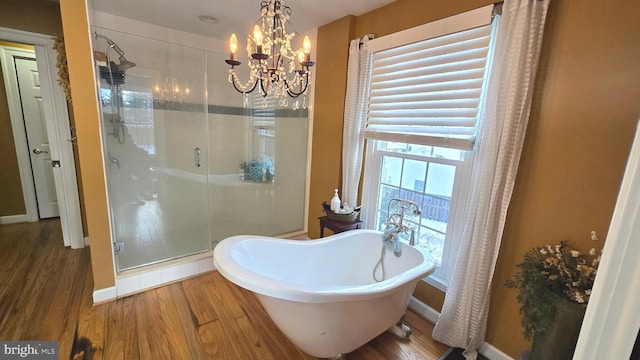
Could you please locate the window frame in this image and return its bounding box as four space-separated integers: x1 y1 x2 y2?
362 140 476 290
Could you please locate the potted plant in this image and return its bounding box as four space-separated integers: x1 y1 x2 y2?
506 236 601 359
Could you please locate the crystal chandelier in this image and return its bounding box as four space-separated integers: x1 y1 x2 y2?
225 0 315 109
153 77 191 104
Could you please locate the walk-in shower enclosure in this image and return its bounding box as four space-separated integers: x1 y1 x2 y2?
88 10 309 272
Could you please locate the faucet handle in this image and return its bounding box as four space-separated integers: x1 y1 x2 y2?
383 223 397 239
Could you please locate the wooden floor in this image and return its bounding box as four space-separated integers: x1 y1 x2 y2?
0 219 449 359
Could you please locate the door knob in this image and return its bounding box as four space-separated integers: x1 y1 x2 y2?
33 148 49 154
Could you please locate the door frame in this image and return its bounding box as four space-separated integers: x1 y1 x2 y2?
0 27 84 249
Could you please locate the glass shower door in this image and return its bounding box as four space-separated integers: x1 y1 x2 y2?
95 28 209 271
205 51 309 243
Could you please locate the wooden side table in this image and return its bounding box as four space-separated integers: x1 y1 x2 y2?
318 216 363 238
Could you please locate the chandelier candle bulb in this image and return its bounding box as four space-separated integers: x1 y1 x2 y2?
253 25 263 54
229 33 238 61
302 36 311 63
303 36 311 53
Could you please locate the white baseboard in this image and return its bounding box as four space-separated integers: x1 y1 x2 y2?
479 342 514 360
0 214 28 225
93 286 117 304
409 296 440 324
408 296 514 360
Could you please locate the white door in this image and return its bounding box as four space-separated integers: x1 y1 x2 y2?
14 57 59 219
1 30 84 248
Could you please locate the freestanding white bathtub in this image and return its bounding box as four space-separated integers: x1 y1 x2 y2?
213 229 436 358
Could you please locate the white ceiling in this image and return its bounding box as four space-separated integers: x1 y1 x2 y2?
91 0 396 40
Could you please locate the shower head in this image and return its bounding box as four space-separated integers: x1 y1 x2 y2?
95 32 136 72
117 55 136 71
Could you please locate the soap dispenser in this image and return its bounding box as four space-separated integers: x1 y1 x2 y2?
330 189 341 212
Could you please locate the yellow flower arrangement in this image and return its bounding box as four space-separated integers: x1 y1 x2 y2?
505 238 601 339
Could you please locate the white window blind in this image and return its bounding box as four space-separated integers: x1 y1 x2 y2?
365 11 496 151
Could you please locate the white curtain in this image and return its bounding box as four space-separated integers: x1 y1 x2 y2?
432 1 551 358
341 35 373 208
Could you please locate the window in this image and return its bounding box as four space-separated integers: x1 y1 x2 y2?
361 5 497 290
363 141 474 288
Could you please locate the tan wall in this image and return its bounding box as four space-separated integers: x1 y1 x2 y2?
0 41 34 50
488 0 640 355
0 0 63 35
307 15 356 238
59 0 115 290
309 0 640 356
0 1 63 217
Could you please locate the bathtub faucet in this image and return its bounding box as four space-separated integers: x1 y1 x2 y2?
382 222 403 257
382 199 422 256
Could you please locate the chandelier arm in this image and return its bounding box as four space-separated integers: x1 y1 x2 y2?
281 3 292 17
230 74 259 95
259 77 269 97
284 72 309 98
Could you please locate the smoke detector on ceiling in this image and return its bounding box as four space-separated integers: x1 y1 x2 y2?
198 15 219 24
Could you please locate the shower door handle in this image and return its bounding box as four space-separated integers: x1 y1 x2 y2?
194 147 201 168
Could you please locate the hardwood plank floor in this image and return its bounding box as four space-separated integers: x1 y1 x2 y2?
0 219 449 359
